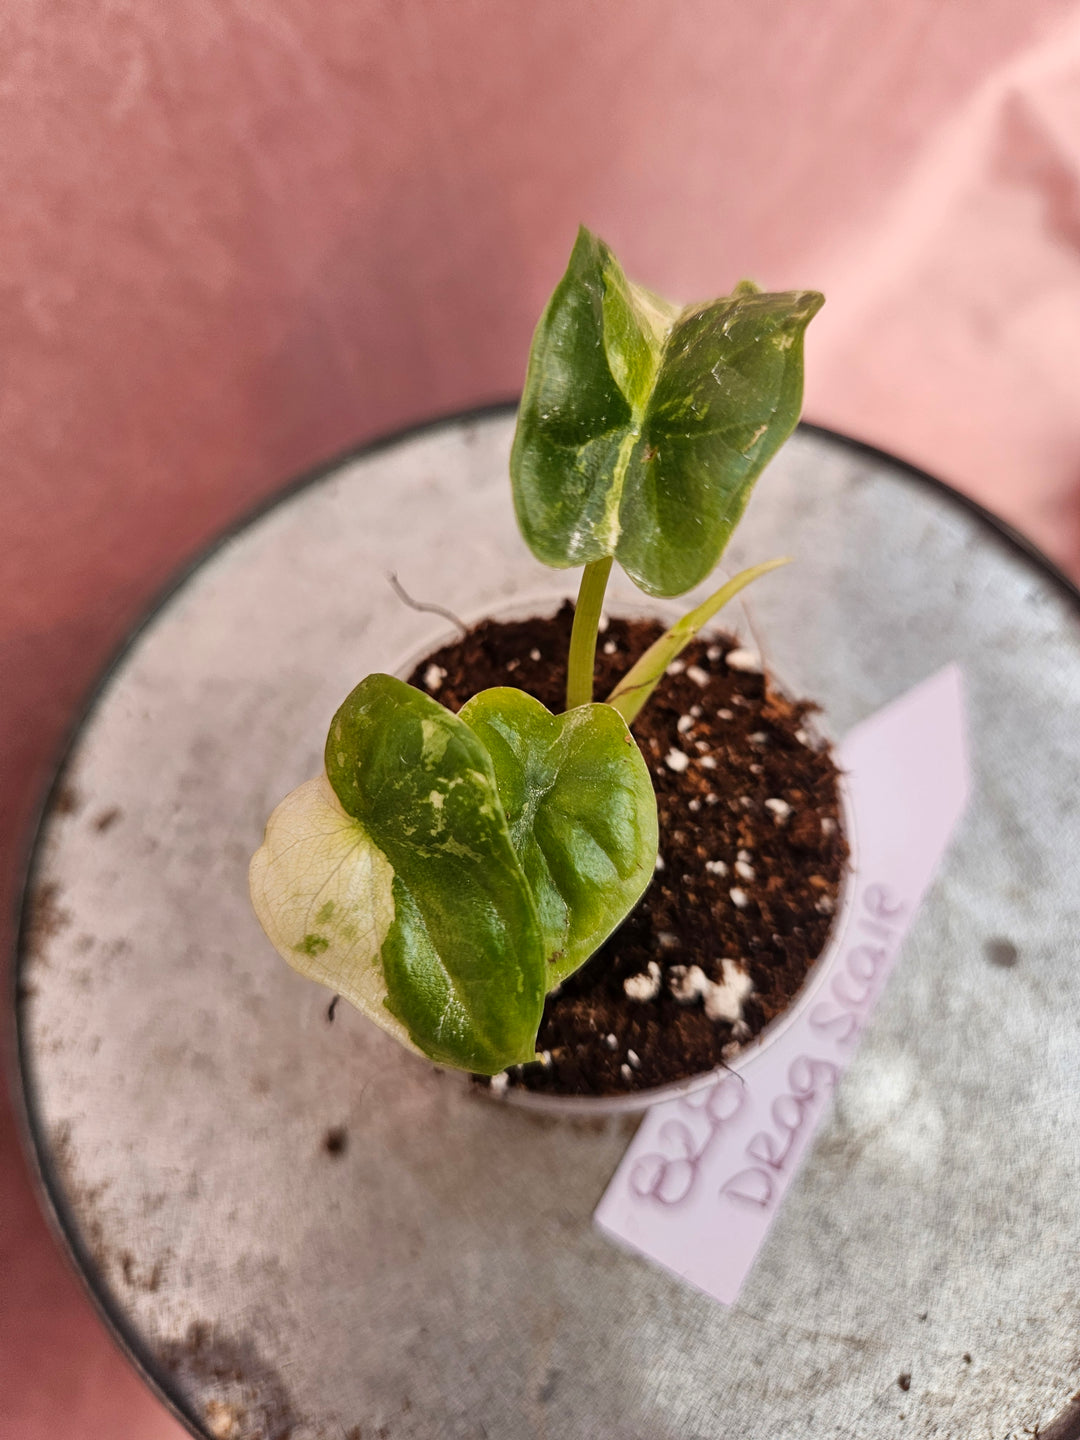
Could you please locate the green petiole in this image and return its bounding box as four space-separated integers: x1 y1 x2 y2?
565 557 613 710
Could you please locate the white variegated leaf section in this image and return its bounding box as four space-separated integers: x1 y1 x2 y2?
249 773 417 1052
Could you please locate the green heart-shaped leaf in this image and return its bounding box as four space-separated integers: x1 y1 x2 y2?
511 226 823 597
460 689 658 987
252 681 659 1071
251 677 548 1074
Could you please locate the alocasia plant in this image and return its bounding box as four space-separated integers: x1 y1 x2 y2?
250 227 822 1075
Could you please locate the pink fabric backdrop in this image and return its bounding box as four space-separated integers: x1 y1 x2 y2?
3 3 1079 1435
809 4 1080 563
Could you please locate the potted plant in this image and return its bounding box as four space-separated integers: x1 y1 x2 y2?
249 227 847 1101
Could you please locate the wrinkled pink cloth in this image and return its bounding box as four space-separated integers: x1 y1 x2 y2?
808 6 1080 573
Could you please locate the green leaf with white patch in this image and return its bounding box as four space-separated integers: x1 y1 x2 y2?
324 674 547 1074
511 226 823 597
459 689 658 987
249 774 416 1054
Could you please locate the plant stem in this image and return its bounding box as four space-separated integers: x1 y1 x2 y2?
607 556 791 727
565 557 613 710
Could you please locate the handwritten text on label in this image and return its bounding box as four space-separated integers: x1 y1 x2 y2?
594 665 969 1306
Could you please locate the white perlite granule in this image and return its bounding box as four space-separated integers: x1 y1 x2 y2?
423 663 445 691
686 665 710 687
676 714 694 734
765 797 793 824
665 748 690 773
489 1072 509 1096
704 959 754 1025
668 964 711 1003
729 887 749 909
705 859 728 877
725 648 762 674
669 960 754 1028
623 960 662 1002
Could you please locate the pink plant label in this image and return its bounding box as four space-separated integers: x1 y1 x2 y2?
594 664 970 1305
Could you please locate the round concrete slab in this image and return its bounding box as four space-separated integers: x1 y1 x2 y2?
15 412 1080 1439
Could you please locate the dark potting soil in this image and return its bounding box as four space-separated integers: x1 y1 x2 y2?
407 603 848 1097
